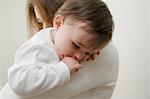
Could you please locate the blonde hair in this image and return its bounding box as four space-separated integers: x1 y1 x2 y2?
26 0 64 38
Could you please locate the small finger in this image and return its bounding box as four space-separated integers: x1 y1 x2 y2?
97 51 100 55
86 58 89 61
90 54 94 60
76 64 83 68
91 57 94 60
75 68 79 72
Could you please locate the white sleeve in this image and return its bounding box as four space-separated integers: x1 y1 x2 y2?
8 40 70 97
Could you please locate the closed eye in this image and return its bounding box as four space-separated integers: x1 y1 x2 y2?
72 42 80 49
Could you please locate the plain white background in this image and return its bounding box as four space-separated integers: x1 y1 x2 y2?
0 0 149 99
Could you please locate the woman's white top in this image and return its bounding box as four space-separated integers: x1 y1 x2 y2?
0 27 119 99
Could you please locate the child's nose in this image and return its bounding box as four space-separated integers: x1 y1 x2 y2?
74 52 85 62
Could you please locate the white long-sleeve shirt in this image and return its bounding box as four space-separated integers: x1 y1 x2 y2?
8 28 70 96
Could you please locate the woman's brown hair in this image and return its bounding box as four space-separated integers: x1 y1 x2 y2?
26 0 64 38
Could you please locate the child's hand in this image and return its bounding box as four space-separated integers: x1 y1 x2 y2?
85 51 100 61
62 57 82 73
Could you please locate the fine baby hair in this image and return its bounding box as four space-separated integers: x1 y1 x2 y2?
55 0 114 49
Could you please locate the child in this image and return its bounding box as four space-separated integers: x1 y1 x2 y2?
27 0 100 62
1 0 114 98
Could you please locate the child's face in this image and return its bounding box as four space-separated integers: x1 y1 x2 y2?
53 16 101 62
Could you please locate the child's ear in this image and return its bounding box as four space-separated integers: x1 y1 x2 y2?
53 15 64 29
